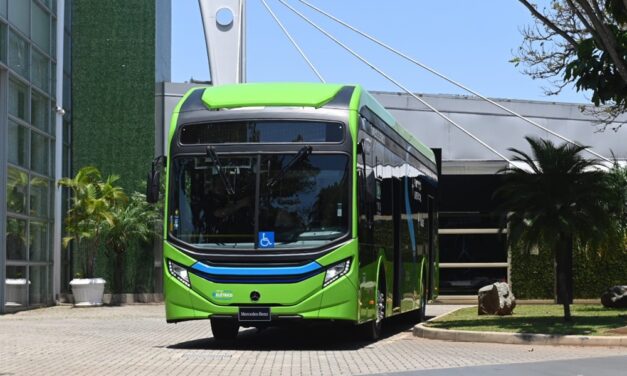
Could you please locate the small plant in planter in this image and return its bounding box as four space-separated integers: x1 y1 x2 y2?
103 191 160 303
58 166 127 306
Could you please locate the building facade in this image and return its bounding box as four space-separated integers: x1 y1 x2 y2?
373 91 627 296
1 0 169 313
1 0 71 313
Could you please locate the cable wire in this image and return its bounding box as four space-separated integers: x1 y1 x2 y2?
278 0 513 164
261 0 325 83
297 0 610 162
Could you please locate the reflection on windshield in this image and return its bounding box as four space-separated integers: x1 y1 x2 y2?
171 156 256 248
260 154 348 248
170 154 349 249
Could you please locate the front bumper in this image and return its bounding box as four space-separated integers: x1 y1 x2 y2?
163 240 360 324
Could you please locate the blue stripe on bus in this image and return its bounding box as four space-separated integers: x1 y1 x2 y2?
190 261 323 276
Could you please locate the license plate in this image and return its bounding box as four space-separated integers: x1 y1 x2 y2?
238 307 271 322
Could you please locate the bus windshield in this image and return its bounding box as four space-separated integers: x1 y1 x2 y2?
170 153 350 250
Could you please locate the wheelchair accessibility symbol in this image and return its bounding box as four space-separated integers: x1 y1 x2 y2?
259 231 275 249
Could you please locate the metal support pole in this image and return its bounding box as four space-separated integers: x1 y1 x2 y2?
0 69 8 313
53 0 66 302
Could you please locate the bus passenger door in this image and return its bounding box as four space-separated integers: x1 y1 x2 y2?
392 177 402 310
357 137 376 321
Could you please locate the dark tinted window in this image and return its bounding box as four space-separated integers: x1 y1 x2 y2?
439 234 507 263
180 121 344 144
169 154 349 249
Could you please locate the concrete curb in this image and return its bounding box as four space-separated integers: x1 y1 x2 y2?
414 307 627 347
58 293 164 305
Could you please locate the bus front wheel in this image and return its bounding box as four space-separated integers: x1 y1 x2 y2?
360 274 385 341
211 318 239 341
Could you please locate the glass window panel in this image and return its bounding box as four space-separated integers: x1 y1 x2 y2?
29 221 49 261
8 119 28 167
0 0 6 17
6 217 27 260
8 30 28 79
32 49 49 93
0 23 6 62
5 266 28 307
50 105 55 137
29 176 49 217
51 17 55 57
32 2 49 52
63 31 70 73
439 234 507 263
31 132 49 176
439 212 503 229
7 167 27 213
50 140 55 176
31 90 49 132
64 1 70 30
9 78 27 120
439 268 508 296
180 121 344 144
51 62 56 99
62 145 69 176
63 73 70 108
63 117 70 144
8 0 29 36
29 265 49 305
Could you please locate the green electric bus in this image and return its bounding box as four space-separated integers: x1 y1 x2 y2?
147 83 439 340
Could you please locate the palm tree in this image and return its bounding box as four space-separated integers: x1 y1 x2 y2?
58 167 127 278
496 137 611 321
104 192 160 296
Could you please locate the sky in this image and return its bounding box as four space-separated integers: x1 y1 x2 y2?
172 0 590 104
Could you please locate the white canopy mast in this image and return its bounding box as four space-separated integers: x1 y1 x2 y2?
198 0 246 85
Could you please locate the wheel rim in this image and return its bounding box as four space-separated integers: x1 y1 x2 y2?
376 290 385 324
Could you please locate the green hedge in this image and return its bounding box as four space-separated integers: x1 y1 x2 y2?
510 245 555 299
70 1 156 294
511 242 627 299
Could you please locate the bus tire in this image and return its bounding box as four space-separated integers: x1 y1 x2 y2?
211 318 239 341
360 272 385 341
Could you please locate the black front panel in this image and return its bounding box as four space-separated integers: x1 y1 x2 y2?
168 107 354 264
180 120 345 145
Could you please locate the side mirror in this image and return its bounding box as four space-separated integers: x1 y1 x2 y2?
356 140 364 155
357 139 367 169
146 156 166 204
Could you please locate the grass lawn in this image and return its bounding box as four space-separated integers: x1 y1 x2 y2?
426 305 627 336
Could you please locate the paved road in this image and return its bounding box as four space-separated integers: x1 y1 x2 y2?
0 304 625 376
375 356 627 376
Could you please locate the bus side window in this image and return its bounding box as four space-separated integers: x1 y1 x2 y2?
358 137 373 231
357 139 367 227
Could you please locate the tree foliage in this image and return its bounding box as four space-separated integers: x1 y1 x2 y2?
496 137 616 320
515 0 627 130
58 166 127 278
104 191 160 294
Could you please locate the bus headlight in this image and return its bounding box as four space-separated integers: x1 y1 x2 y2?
168 260 191 288
323 258 352 287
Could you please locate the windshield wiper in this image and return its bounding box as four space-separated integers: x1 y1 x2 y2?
207 146 235 196
267 146 313 188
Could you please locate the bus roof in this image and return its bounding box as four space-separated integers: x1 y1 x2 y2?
175 83 435 164
358 89 436 163
201 82 344 109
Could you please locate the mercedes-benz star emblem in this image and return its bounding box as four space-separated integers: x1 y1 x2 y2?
250 291 261 302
